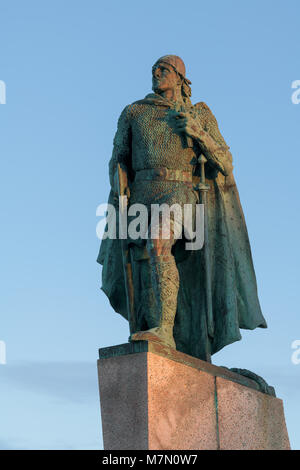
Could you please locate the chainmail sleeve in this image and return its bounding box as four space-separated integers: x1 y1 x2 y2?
108 105 132 192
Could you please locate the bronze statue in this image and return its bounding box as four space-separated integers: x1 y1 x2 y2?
97 55 267 362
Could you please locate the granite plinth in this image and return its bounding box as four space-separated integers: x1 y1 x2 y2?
97 341 290 450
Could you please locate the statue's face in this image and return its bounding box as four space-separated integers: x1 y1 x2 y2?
152 62 179 94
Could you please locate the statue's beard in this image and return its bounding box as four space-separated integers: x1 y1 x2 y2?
152 82 162 94
152 85 182 103
152 83 173 96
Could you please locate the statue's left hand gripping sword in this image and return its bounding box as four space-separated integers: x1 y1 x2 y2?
117 163 136 335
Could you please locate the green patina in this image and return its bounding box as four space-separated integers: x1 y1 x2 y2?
97 55 267 363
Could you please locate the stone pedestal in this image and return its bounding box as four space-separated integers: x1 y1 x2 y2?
97 341 290 450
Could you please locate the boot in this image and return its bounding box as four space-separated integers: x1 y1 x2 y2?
131 254 179 349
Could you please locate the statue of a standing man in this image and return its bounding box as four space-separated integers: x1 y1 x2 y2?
97 55 267 362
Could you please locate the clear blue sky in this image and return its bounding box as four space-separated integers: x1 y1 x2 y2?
0 0 299 449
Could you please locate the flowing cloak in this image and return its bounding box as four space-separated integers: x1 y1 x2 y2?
97 93 267 360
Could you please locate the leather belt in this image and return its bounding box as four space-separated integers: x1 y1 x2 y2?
135 168 193 183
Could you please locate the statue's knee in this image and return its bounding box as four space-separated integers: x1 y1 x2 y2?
147 238 171 257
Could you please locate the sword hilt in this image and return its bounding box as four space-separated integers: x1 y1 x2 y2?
198 154 207 183
196 154 210 192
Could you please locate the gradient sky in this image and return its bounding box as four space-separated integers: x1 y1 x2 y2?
0 0 299 449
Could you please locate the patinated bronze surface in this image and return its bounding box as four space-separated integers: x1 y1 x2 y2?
97 55 267 361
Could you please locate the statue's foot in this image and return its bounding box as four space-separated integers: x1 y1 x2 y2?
130 327 176 349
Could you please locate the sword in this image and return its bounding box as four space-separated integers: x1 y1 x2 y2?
197 155 214 342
